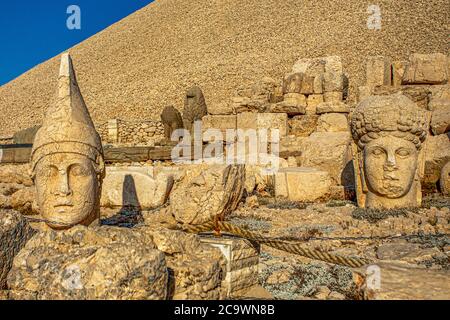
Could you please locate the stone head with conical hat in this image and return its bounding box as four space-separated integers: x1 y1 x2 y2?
31 53 105 229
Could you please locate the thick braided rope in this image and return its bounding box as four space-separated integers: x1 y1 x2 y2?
175 221 371 268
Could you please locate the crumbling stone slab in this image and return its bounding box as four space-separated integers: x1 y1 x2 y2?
365 56 391 88
316 113 349 133
275 167 332 201
297 132 353 185
7 226 168 300
316 102 350 114
200 235 260 298
202 115 237 142
402 53 448 85
100 166 174 209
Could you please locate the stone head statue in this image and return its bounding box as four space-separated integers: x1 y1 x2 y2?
30 53 105 229
183 86 208 134
351 94 428 209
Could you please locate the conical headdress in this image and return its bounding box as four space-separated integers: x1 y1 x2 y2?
31 53 104 173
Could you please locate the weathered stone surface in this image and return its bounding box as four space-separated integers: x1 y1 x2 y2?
300 75 315 95
100 166 174 209
316 113 349 133
288 115 319 137
297 132 353 185
0 165 33 186
306 94 324 114
362 262 450 300
376 242 443 263
161 106 184 140
351 94 428 209
423 133 450 189
7 226 168 300
402 53 448 85
323 56 344 93
202 115 237 142
208 102 234 115
430 99 450 135
170 164 245 225
392 61 407 87
30 54 105 230
275 167 332 201
0 210 35 289
316 101 350 114
149 228 226 300
283 73 303 94
183 86 208 133
13 126 41 145
237 112 288 137
323 91 343 103
372 85 431 110
440 161 450 195
10 187 37 215
200 236 259 297
365 56 391 88
270 93 306 115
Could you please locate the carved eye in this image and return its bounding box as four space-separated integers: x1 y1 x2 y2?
396 149 411 157
371 148 384 156
70 164 89 177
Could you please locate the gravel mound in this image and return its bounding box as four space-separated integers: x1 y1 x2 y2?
0 0 448 135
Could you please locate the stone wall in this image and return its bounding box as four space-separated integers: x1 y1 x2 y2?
97 119 165 146
360 53 450 193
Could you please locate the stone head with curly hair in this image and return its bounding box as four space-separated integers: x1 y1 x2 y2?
351 94 428 209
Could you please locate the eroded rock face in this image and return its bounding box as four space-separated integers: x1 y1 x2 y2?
351 94 428 209
170 164 245 225
150 228 226 299
7 226 168 300
30 54 105 230
0 210 35 289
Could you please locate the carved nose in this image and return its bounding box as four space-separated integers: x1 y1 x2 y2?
55 171 72 196
384 153 398 171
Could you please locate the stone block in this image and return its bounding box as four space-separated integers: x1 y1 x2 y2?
300 75 315 94
402 53 448 84
313 75 324 94
237 112 288 137
283 73 303 94
323 56 344 92
297 132 353 185
392 61 407 87
288 115 319 137
100 166 174 209
202 115 237 142
307 94 324 112
316 113 349 132
269 93 306 115
200 236 260 298
366 56 392 87
423 133 450 189
7 226 168 300
324 91 343 103
430 100 450 135
316 102 350 114
275 167 332 201
170 164 245 225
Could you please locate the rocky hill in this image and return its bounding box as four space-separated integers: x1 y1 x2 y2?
0 0 448 135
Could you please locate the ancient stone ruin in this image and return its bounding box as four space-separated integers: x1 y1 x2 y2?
0 45 449 300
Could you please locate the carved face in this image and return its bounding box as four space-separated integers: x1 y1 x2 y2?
363 136 418 199
34 153 99 229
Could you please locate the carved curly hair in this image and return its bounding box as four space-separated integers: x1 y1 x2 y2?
351 94 428 150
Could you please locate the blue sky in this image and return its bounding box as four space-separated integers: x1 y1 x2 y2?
0 1 154 86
